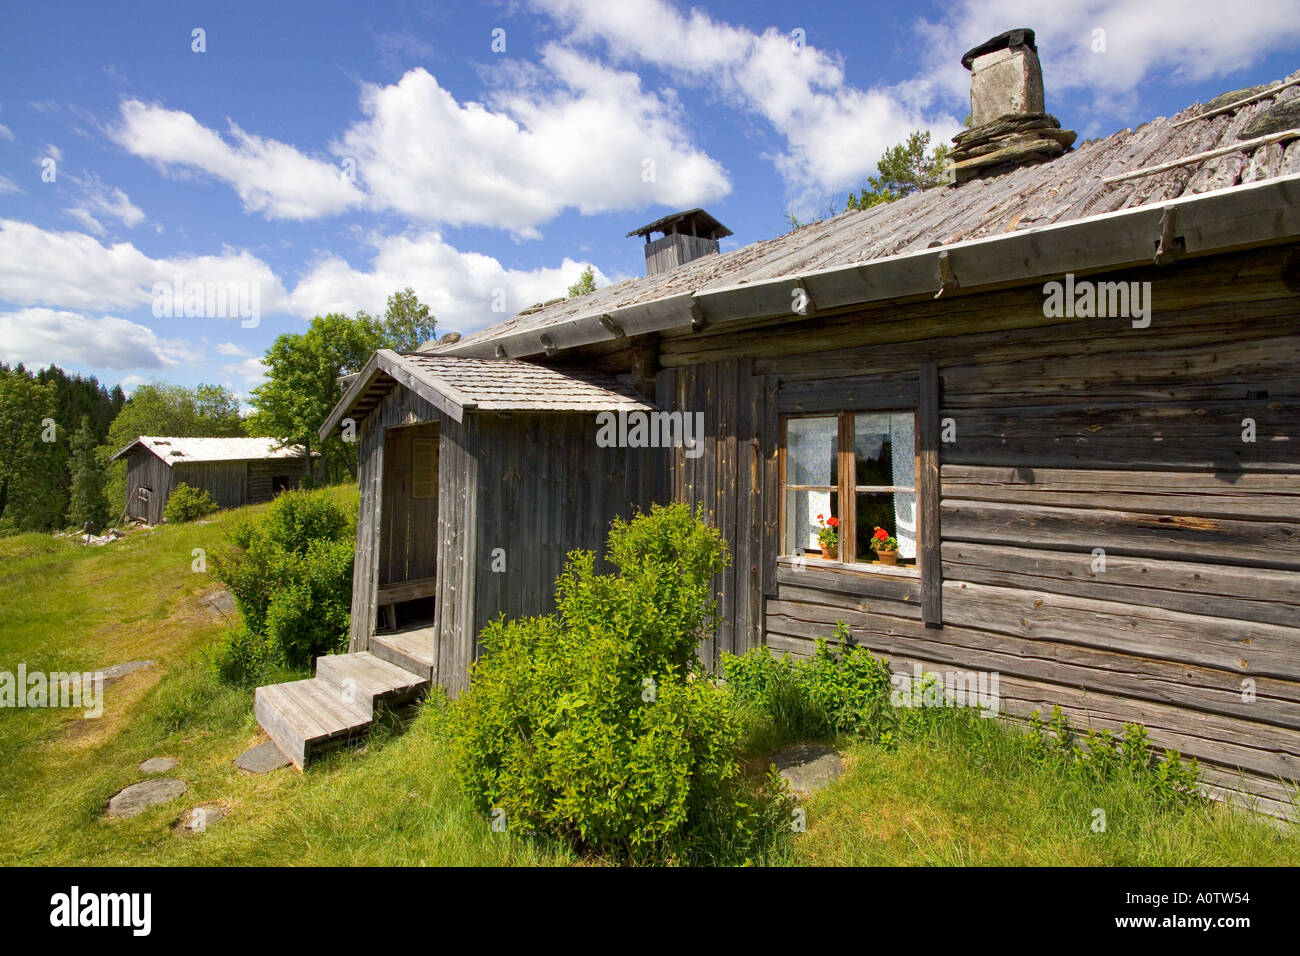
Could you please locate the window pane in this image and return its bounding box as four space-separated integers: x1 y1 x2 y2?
854 412 916 488
786 489 838 555
786 416 838 487
856 491 917 563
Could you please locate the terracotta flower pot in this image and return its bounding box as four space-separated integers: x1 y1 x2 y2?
875 549 899 566
819 543 838 560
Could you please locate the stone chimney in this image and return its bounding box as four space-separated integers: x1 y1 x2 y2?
945 29 1076 184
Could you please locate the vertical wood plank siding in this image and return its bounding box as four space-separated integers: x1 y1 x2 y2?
124 453 307 525
655 359 769 667
635 241 1300 814
379 424 438 586
470 412 664 669
123 451 174 525
433 413 479 696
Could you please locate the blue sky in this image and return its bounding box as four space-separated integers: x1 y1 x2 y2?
2 0 1298 402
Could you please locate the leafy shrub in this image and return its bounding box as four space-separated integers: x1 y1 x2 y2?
450 503 790 863
722 626 896 742
162 482 217 523
211 488 355 675
1025 706 1202 807
207 623 273 688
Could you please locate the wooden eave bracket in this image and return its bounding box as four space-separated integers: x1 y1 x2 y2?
689 301 710 332
935 250 960 298
1154 207 1185 266
792 277 816 315
598 312 626 338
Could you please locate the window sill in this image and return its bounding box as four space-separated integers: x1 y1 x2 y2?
778 554 920 578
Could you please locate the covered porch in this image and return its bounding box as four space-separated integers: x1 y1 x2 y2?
253 349 662 766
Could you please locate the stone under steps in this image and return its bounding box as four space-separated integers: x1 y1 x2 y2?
254 646 431 768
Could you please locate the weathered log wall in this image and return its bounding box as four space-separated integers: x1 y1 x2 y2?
644 242 1300 815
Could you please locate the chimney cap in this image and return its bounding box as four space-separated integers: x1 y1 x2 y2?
961 28 1037 70
627 208 733 240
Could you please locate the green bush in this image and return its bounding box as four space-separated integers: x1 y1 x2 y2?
1025 706 1202 807
449 502 791 863
207 623 273 688
212 488 356 674
722 628 896 742
162 482 217 523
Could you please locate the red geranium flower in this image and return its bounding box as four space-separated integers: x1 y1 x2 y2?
827 516 840 528
873 527 888 541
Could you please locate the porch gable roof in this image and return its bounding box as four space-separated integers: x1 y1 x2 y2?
319 349 656 441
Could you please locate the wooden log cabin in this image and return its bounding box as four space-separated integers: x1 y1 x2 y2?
258 31 1300 815
110 436 310 524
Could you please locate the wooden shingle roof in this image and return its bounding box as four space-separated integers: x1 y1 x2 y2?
319 350 655 439
399 354 652 412
439 68 1300 360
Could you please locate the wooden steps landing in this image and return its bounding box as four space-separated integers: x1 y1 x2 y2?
370 625 437 681
254 643 432 768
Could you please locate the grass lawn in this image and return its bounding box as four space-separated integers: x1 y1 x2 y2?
789 716 1300 866
0 488 1296 866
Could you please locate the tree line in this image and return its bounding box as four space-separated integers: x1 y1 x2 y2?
0 288 438 536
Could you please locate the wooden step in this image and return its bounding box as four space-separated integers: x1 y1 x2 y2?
254 678 372 769
314 651 429 707
370 626 437 681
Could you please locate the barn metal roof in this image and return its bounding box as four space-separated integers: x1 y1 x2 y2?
435 68 1300 361
110 436 310 464
319 350 657 439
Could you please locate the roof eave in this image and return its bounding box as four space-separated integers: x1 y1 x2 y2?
318 349 474 442
108 437 145 462
441 173 1300 362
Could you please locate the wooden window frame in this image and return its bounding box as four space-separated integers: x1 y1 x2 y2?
774 364 942 626
779 410 920 571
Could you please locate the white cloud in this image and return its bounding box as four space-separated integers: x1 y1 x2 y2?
904 0 1300 121
65 174 146 236
0 174 19 195
222 355 267 385
289 230 607 334
0 308 197 370
0 219 290 316
0 124 13 142
215 341 250 357
336 49 731 235
537 0 1300 200
535 0 953 204
112 99 365 220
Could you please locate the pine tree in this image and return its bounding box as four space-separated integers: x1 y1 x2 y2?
68 415 109 531
845 131 951 210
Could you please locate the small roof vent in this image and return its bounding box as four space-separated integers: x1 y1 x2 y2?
628 209 732 276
